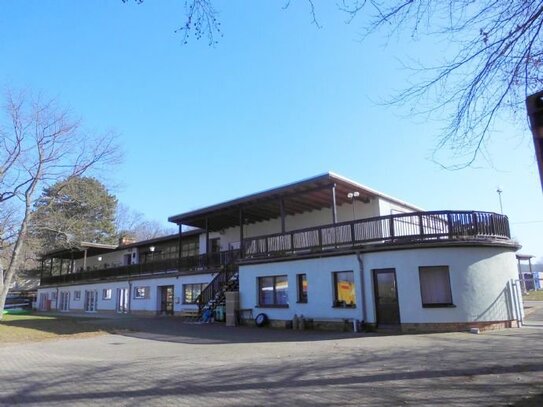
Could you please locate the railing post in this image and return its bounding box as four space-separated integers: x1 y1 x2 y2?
418 213 424 238
472 211 479 236
290 232 294 254
351 221 355 247
389 216 395 240
447 213 453 238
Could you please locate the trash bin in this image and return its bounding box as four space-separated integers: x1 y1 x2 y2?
215 306 225 322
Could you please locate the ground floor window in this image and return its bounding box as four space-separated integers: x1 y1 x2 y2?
73 290 81 301
183 283 205 304
419 266 453 307
333 271 356 308
134 286 150 299
102 288 112 300
258 275 288 307
297 273 308 303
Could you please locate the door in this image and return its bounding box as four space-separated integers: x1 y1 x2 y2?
159 286 174 315
84 290 98 312
38 293 48 311
117 288 129 313
59 291 70 312
373 269 400 325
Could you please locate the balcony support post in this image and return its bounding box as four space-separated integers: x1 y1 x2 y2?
279 198 286 234
239 207 244 257
178 224 183 271
331 183 337 224
205 217 210 264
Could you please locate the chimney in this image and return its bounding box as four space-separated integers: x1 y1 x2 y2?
118 234 136 247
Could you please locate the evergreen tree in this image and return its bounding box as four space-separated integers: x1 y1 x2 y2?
31 177 118 248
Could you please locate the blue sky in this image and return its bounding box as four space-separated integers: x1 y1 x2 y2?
1 1 541 259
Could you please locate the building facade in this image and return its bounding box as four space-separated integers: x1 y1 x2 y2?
37 172 523 332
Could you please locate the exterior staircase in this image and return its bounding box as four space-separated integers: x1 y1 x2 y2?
195 264 239 321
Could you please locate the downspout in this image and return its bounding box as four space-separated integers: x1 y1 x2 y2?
356 252 367 326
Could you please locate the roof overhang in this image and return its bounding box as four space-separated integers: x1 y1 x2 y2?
168 172 422 232
42 242 118 260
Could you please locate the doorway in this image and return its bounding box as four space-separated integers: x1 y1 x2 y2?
373 268 400 326
59 291 70 312
117 288 129 313
159 285 174 315
84 290 98 312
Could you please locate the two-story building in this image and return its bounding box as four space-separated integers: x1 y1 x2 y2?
37 172 523 332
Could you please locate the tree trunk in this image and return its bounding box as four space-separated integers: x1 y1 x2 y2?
0 189 34 320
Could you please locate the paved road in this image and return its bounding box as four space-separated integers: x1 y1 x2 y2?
1 308 542 406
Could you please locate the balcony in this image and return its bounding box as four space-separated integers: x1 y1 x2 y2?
40 250 241 286
241 210 512 259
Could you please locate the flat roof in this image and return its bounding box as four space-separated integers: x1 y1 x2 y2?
168 172 422 231
41 230 202 260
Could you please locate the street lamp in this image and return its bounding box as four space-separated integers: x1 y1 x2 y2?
347 191 360 221
496 186 503 214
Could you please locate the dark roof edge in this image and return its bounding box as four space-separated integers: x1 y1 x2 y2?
168 172 422 224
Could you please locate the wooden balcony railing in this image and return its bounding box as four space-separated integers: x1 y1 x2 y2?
242 210 511 258
40 250 241 286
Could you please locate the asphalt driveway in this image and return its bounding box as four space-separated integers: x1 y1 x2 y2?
1 308 542 406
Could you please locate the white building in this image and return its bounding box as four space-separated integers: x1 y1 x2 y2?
37 172 523 332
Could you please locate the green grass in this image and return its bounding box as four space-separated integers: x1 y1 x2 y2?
523 290 543 301
0 314 107 344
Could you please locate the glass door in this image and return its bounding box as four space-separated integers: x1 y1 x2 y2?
84 290 97 312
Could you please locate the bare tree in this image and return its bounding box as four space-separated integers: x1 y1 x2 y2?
0 89 119 317
127 0 543 168
116 203 176 241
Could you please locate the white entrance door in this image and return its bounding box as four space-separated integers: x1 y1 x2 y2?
117 288 129 313
38 293 49 311
84 290 98 312
59 291 70 312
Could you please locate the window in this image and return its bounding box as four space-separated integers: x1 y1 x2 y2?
102 288 112 300
333 271 356 308
134 286 150 299
73 291 81 301
258 275 288 307
181 239 199 258
297 274 308 303
183 283 205 304
419 266 453 307
50 291 57 301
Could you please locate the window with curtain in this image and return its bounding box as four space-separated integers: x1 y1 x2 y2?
419 266 453 307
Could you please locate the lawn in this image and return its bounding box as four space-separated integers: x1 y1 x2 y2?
0 314 107 344
524 290 543 301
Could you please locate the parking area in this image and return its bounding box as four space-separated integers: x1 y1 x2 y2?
1 306 542 406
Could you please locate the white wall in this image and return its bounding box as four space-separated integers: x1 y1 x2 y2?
212 201 380 252
37 273 216 313
363 247 519 324
239 245 520 325
239 255 363 321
